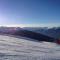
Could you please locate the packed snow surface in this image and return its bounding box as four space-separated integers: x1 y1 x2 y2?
0 35 60 60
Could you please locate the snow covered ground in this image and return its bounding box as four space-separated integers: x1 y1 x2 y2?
0 35 60 60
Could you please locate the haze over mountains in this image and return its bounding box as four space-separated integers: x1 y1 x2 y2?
0 26 60 39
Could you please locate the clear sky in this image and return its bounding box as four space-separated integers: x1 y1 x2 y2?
0 0 60 27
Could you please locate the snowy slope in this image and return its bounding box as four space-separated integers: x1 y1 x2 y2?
0 35 60 60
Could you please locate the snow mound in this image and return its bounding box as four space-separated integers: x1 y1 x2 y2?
0 35 60 60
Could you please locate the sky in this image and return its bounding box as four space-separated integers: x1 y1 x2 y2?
0 0 60 27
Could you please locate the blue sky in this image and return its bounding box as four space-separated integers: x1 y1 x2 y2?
0 0 60 27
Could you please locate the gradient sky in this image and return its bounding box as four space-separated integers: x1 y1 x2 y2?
0 0 60 27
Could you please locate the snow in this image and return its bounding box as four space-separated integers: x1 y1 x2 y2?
0 35 60 60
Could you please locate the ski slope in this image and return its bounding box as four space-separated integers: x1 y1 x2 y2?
0 35 60 60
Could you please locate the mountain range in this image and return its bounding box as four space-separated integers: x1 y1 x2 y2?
23 27 60 39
